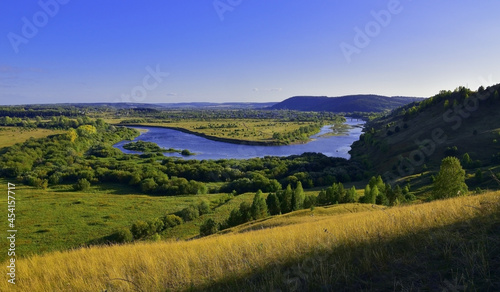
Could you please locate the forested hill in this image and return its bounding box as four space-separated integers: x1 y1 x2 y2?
269 95 423 112
350 84 500 184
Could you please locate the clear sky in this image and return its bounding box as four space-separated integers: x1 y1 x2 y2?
1 1 499 105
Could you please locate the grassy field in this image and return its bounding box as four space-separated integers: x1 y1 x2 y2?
3 191 498 291
105 117 328 144
0 127 64 149
0 179 256 263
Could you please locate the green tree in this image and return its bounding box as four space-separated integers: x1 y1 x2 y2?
162 214 183 228
266 193 281 215
251 190 268 219
303 194 317 209
475 169 483 183
462 153 472 168
280 184 293 213
345 186 357 203
130 220 150 239
200 218 219 236
198 200 211 215
362 185 371 203
180 205 200 222
370 185 379 204
433 157 468 199
292 181 305 210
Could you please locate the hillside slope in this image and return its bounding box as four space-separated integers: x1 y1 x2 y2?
4 192 499 291
350 84 500 185
270 95 423 113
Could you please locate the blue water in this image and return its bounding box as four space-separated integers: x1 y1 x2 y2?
114 119 365 160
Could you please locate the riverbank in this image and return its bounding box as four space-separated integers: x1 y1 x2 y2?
113 121 365 160
117 123 287 146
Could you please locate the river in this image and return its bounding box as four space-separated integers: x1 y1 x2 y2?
113 119 365 160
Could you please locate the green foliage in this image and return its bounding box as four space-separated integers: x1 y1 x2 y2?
279 185 293 214
303 194 317 209
475 169 483 183
226 202 253 228
111 228 133 243
433 157 468 199
180 205 200 222
251 190 268 219
266 193 281 215
198 200 211 215
130 220 151 239
181 149 195 156
200 219 219 236
292 181 305 210
73 178 91 191
162 214 183 228
123 140 168 153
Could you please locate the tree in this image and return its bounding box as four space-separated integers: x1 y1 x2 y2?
180 205 200 222
292 181 305 210
279 184 293 213
131 220 150 239
198 200 211 215
303 194 317 209
433 157 468 199
345 186 356 203
370 185 379 204
361 185 371 203
200 218 219 236
266 193 281 215
162 214 183 228
462 153 472 168
251 190 268 219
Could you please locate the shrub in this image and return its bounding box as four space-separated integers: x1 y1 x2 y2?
73 178 91 191
162 214 183 228
181 205 200 222
200 218 219 236
198 200 211 215
148 218 165 233
130 220 150 239
111 228 133 243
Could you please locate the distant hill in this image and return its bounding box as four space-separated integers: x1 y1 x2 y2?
270 95 423 113
349 84 500 186
156 102 278 109
21 102 278 109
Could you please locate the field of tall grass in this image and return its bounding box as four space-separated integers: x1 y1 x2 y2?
3 191 499 291
0 127 64 148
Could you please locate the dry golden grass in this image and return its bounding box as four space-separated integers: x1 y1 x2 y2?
4 192 499 291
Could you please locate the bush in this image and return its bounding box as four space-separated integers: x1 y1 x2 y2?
198 200 211 215
200 218 219 236
148 218 165 233
181 205 200 222
130 220 151 239
111 228 133 243
162 214 183 228
73 178 91 191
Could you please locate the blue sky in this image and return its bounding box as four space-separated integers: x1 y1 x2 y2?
1 1 499 105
